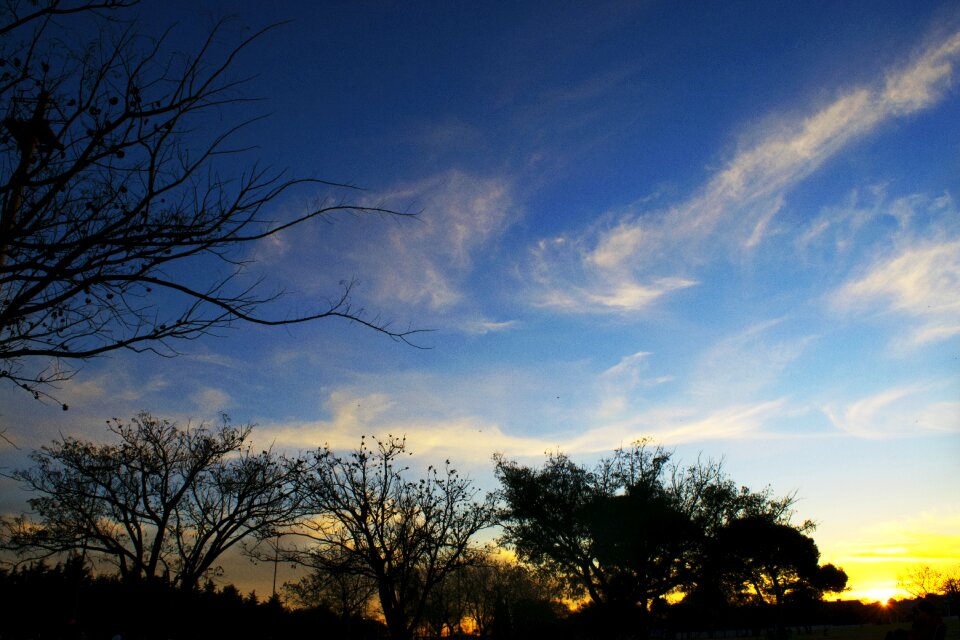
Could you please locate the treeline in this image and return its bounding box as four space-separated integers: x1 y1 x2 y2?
1 413 855 639
0 557 381 640
0 557 913 640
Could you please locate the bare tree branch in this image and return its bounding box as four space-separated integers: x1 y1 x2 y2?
287 436 495 640
2 412 307 590
0 1 425 401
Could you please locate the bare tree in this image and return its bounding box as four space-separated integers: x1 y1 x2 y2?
899 565 949 599
2 411 305 589
293 435 495 640
0 0 420 401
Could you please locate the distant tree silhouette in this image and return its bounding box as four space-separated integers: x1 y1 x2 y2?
899 565 950 598
421 568 467 638
282 547 378 622
899 565 960 615
454 553 560 638
0 0 421 403
291 435 496 640
3 412 305 589
0 558 379 640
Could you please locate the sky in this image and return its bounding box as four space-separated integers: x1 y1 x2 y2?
1 0 959 603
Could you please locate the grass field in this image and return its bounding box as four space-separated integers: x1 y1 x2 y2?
675 618 959 640
717 619 960 640
815 620 960 640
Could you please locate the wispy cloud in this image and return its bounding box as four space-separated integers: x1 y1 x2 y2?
254 390 551 465
525 29 960 314
354 170 519 316
824 382 960 439
460 319 520 335
831 510 960 566
690 319 816 402
190 387 231 413
576 399 790 452
595 351 674 419
248 170 519 330
833 235 960 346
252 383 794 473
528 232 698 313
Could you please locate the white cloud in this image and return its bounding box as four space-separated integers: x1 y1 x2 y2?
601 351 651 381
881 31 960 113
254 390 551 465
529 230 698 312
824 383 960 438
567 399 790 452
595 351 675 420
355 170 519 314
691 319 816 401
460 319 520 335
191 387 231 412
834 237 960 346
253 384 795 474
796 185 889 255
524 28 960 315
252 170 519 330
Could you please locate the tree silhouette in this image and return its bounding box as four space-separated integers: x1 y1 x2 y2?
495 443 699 638
0 0 420 401
3 412 305 589
495 441 824 639
282 547 378 622
292 435 495 640
714 516 847 637
899 565 950 599
718 517 823 606
453 553 559 638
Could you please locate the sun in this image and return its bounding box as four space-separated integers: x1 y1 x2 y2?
853 587 901 604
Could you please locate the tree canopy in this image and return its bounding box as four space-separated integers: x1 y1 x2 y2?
3 412 305 589
495 441 845 637
293 435 496 640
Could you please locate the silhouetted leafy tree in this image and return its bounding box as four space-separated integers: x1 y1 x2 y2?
713 516 847 637
421 569 467 638
495 441 818 639
3 411 305 589
0 0 420 402
495 443 700 637
717 517 847 608
293 435 496 640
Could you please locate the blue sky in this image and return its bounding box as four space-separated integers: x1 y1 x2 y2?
1 1 959 601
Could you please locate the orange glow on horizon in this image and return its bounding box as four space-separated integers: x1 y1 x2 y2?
815 509 960 604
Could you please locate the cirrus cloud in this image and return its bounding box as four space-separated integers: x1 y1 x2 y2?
523 28 960 315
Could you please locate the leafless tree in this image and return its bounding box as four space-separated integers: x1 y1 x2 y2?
2 411 306 589
0 0 420 402
292 435 495 640
898 565 958 599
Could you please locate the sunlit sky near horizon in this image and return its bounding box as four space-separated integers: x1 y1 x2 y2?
1 0 959 603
